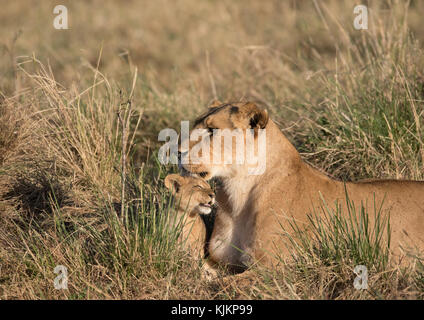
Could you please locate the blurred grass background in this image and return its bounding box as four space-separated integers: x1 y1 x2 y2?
0 0 423 299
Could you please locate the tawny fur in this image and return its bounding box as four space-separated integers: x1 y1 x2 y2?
164 174 215 257
180 101 424 272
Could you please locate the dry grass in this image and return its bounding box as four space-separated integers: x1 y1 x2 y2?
0 0 424 299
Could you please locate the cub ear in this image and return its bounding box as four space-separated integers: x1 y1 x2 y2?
234 102 269 129
164 174 185 194
208 99 223 108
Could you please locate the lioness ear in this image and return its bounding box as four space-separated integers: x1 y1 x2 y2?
208 99 223 108
234 102 269 129
164 174 184 194
249 108 268 129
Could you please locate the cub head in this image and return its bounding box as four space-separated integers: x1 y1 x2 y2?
164 174 215 215
179 101 269 180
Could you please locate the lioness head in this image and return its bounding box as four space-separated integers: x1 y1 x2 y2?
179 101 269 180
165 174 215 215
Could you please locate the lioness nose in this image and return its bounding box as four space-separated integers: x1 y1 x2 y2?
178 141 189 154
178 150 188 160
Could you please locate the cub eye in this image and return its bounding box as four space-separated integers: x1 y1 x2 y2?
193 185 203 189
207 127 214 135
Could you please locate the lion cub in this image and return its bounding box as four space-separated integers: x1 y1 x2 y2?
164 174 215 257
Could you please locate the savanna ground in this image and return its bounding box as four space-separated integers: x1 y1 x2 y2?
0 0 424 299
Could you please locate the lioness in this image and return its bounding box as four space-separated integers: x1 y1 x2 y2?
164 174 215 257
179 101 424 272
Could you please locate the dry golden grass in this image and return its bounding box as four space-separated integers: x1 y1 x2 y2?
0 0 424 299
